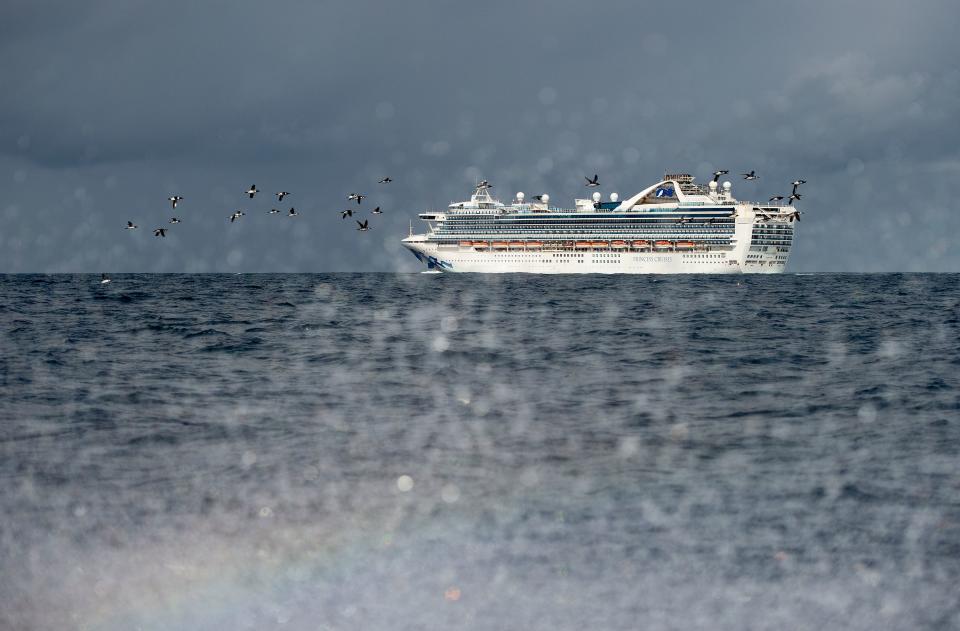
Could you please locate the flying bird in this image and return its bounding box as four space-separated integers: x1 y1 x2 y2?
168 196 183 209
268 208 280 214
126 221 138 230
788 193 803 202
169 217 181 224
100 273 111 285
769 195 785 203
230 211 245 222
341 209 354 219
288 207 298 217
532 194 544 201
378 177 392 184
478 179 492 189
276 191 290 202
788 210 802 222
154 228 167 237
246 184 259 198
356 219 370 231
371 206 382 215
584 174 600 187
347 193 366 204
712 170 729 183
742 170 759 180
791 179 807 187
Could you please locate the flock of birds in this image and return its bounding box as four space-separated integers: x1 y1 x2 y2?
710 170 807 223
123 177 394 240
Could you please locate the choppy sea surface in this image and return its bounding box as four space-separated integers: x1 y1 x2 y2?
1 273 959 630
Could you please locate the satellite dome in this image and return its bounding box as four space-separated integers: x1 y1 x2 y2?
610 192 619 202
542 194 550 203
592 191 602 202
708 180 718 190
722 181 732 190
516 191 525 201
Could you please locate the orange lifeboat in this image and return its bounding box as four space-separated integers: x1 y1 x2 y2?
654 240 672 248
459 240 473 247
526 241 543 249
508 241 525 248
575 241 593 248
491 241 509 249
611 240 628 248
632 240 650 248
675 241 695 249
473 241 489 249
592 241 609 248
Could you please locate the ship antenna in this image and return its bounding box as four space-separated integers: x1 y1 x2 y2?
409 219 413 236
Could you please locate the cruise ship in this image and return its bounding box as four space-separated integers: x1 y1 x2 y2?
401 173 800 273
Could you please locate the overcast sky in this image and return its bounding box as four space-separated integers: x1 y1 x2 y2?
2 0 959 272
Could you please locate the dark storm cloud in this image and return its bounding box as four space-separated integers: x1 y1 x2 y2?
1 0 959 271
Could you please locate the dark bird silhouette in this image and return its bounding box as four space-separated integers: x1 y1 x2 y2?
791 179 807 187
584 174 600 187
154 228 167 237
532 194 544 201
769 195 785 203
341 209 354 219
371 206 382 215
356 219 370 231
477 179 492 189
276 191 290 202
169 217 181 224
741 170 759 180
100 273 111 285
712 170 729 183
788 193 803 203
347 193 366 204
788 210 802 222
288 207 298 217
168 196 183 209
245 184 259 198
126 221 137 230
378 177 392 184
230 211 245 223
268 208 281 214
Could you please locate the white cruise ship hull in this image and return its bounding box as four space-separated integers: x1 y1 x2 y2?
402 239 786 274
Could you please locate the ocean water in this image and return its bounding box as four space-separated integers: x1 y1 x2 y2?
1 273 958 630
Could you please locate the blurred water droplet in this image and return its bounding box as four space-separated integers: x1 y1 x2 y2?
441 484 460 503
396 475 414 492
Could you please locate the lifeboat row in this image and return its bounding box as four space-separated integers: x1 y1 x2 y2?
457 240 708 250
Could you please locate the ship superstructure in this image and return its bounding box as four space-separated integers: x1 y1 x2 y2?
401 174 799 273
